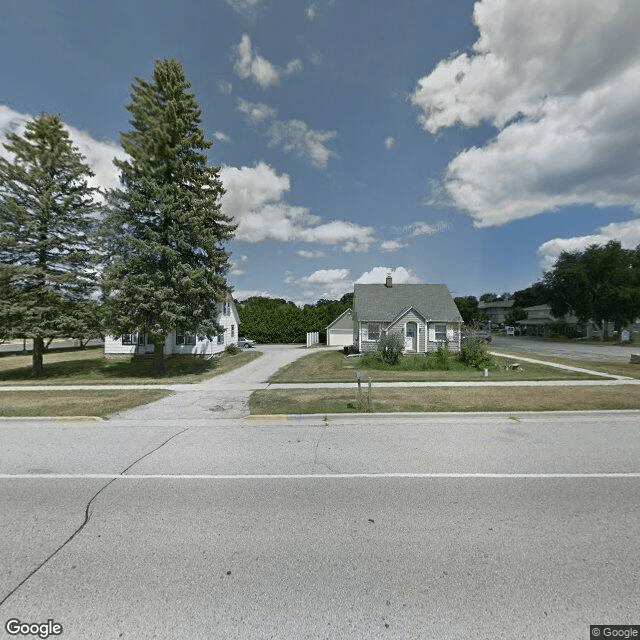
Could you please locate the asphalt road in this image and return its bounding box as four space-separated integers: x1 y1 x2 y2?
1 411 639 639
492 335 639 361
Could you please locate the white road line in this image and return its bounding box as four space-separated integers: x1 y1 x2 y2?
1 473 640 480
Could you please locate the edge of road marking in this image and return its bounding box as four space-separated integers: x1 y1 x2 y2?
2 472 640 480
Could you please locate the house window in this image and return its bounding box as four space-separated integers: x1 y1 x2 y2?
176 332 196 346
122 332 144 346
365 322 381 341
217 331 225 345
230 325 235 337
434 324 447 342
223 301 231 316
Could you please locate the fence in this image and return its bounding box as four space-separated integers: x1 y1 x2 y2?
306 331 320 348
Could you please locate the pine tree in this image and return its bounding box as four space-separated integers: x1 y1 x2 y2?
101 59 236 375
0 114 100 376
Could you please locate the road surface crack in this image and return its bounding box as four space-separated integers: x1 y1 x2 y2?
0 427 189 609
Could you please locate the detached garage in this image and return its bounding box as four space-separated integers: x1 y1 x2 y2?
326 308 353 347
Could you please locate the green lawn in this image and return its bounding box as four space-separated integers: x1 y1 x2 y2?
0 346 261 385
268 349 604 384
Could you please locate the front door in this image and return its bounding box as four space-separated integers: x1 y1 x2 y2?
405 322 417 352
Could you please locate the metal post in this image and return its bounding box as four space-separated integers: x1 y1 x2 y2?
368 377 372 411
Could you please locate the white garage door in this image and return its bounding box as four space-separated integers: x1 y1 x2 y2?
327 329 353 346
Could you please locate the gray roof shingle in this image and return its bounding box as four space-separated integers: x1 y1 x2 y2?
354 284 463 323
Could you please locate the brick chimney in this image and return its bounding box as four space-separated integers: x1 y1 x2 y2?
385 274 392 287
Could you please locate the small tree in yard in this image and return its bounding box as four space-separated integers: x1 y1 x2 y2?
101 59 236 375
377 331 405 365
0 114 100 376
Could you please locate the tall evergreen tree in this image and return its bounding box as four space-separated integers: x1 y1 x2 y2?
101 59 236 374
0 114 100 376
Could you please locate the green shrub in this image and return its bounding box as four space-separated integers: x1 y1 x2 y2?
360 351 383 368
377 332 405 365
225 344 241 355
434 345 453 370
459 338 494 369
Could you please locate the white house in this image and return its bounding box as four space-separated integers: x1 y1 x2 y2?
104 298 240 357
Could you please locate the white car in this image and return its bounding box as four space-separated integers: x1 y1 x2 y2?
237 336 255 348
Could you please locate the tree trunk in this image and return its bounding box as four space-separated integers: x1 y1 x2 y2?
152 340 165 376
33 336 44 377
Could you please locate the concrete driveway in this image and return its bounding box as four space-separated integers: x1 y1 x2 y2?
116 344 328 421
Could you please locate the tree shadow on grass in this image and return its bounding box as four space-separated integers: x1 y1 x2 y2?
0 355 218 383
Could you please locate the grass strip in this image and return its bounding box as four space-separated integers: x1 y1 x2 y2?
250 385 640 414
0 389 172 418
268 350 602 383
0 347 261 386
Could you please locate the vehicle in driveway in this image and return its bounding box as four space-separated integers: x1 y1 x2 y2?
237 336 256 348
461 329 492 343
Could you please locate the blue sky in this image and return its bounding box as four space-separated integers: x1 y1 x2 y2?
2 0 640 304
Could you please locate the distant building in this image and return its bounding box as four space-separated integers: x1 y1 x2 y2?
478 299 514 325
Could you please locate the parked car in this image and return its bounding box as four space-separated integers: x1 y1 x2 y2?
461 329 492 343
237 336 255 348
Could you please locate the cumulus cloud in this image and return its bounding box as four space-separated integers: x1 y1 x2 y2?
355 266 420 285
213 131 230 142
0 105 125 195
384 136 395 150
538 219 640 270
411 0 640 227
232 34 302 88
220 162 374 251
236 99 338 168
286 268 352 301
380 240 406 251
285 264 421 303
298 249 326 258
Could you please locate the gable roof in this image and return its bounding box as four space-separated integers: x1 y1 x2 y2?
354 283 463 323
387 306 426 329
326 307 352 330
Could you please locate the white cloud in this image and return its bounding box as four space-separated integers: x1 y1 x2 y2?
266 119 338 169
236 98 277 124
298 249 326 258
236 99 338 168
299 268 350 286
224 0 261 17
286 268 353 301
213 131 230 142
220 162 374 251
411 0 640 227
0 105 125 195
407 221 450 237
306 3 318 20
218 81 233 95
380 240 406 251
538 219 640 270
355 266 420 285
384 136 395 150
232 34 302 89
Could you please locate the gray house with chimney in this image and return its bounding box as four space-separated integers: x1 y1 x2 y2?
352 275 463 353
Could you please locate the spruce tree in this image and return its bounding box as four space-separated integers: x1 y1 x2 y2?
0 114 100 376
101 59 236 374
